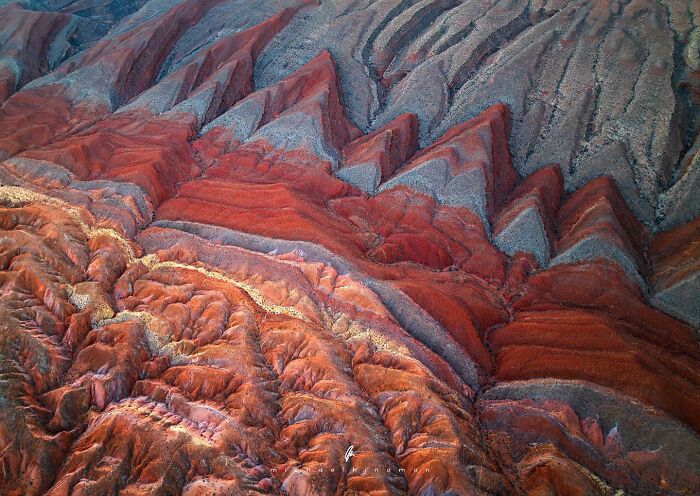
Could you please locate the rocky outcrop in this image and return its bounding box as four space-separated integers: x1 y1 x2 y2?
13 7 298 206
0 1 698 495
649 216 700 328
0 0 224 160
379 103 516 227
551 176 649 288
493 164 563 266
0 3 70 102
336 113 418 194
251 0 699 230
202 49 362 165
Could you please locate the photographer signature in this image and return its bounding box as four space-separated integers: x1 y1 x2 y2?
344 445 356 463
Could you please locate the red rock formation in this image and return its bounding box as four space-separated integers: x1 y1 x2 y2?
554 177 649 273
336 113 418 193
649 216 700 327
488 305 700 430
0 0 223 160
493 164 563 266
201 49 362 164
380 103 516 224
0 2 698 495
16 8 298 207
0 4 71 103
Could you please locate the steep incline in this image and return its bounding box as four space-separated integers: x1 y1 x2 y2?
0 1 698 495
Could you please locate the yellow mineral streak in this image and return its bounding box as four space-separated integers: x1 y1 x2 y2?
1 185 419 367
329 313 410 356
0 185 138 263
0 185 307 322
146 260 310 322
67 285 115 323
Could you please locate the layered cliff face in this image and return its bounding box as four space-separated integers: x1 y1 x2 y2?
0 1 698 495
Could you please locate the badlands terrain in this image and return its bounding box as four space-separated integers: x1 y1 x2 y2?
0 0 698 494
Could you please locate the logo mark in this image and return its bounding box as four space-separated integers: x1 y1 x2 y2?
344 445 356 463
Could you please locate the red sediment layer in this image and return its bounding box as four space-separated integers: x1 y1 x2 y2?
0 0 224 160
488 307 700 431
203 50 362 155
649 215 700 291
340 112 419 180
493 164 563 241
401 103 517 211
555 176 648 267
0 3 70 103
15 9 297 206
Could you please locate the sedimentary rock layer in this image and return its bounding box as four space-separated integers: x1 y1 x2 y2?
0 1 698 495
